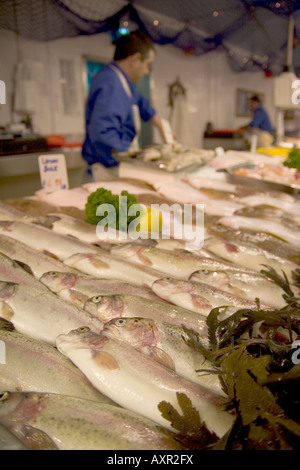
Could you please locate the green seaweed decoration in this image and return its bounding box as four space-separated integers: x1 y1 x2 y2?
158 393 218 450
283 148 300 172
160 266 300 450
85 187 142 231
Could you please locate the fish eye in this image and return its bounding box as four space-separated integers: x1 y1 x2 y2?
0 392 10 401
91 296 102 303
76 326 90 333
48 272 57 277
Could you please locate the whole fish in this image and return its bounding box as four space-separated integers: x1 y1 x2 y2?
82 180 158 196
235 205 300 231
190 269 287 308
63 252 165 288
110 243 253 280
0 221 99 261
103 317 225 396
0 319 112 403
203 200 245 216
84 294 207 334
0 252 49 291
204 237 299 281
35 187 88 211
0 234 79 279
0 281 104 345
218 215 300 249
39 271 164 305
206 224 300 264
35 213 103 244
237 195 300 215
152 278 271 316
151 238 215 257
183 176 238 193
0 392 182 450
0 201 34 222
153 180 210 204
56 328 235 438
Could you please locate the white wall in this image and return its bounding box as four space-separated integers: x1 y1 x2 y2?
0 28 276 147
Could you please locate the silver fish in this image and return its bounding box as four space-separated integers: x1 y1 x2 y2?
110 243 253 280
0 281 104 345
0 234 79 279
39 271 164 305
0 252 49 291
36 213 103 244
218 215 300 249
84 294 207 334
103 317 225 396
204 237 299 281
0 320 112 403
189 269 287 308
234 205 300 231
0 392 182 450
237 195 300 216
205 224 300 264
56 328 235 438
63 252 165 288
0 221 99 261
0 201 35 222
151 278 271 316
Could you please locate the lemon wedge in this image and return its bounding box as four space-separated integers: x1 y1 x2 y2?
136 207 163 232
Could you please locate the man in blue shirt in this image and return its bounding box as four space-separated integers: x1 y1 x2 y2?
82 31 167 181
242 95 275 148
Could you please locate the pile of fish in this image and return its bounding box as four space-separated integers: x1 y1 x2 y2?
0 168 299 451
119 142 215 172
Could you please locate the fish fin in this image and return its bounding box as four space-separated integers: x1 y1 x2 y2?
43 250 60 260
63 289 89 306
0 318 15 331
229 285 246 297
19 424 59 450
91 258 110 269
0 303 15 321
141 346 176 371
13 259 34 276
191 293 212 310
137 253 153 266
0 221 13 230
93 351 120 370
224 241 239 253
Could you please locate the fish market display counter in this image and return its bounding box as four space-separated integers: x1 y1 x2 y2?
0 147 85 200
0 147 300 450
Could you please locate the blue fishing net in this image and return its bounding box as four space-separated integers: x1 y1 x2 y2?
1 0 300 75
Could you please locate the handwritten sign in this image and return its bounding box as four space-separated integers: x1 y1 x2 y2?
38 154 69 192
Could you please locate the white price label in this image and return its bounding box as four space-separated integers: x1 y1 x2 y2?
38 153 69 193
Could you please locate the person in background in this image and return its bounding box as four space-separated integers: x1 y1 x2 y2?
82 31 168 181
241 95 275 148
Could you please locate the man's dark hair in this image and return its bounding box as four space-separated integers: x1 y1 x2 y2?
250 95 261 104
113 31 155 61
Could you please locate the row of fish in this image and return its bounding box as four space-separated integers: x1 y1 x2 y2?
0 173 299 451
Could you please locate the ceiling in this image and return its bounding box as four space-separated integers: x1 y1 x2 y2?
1 0 300 76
